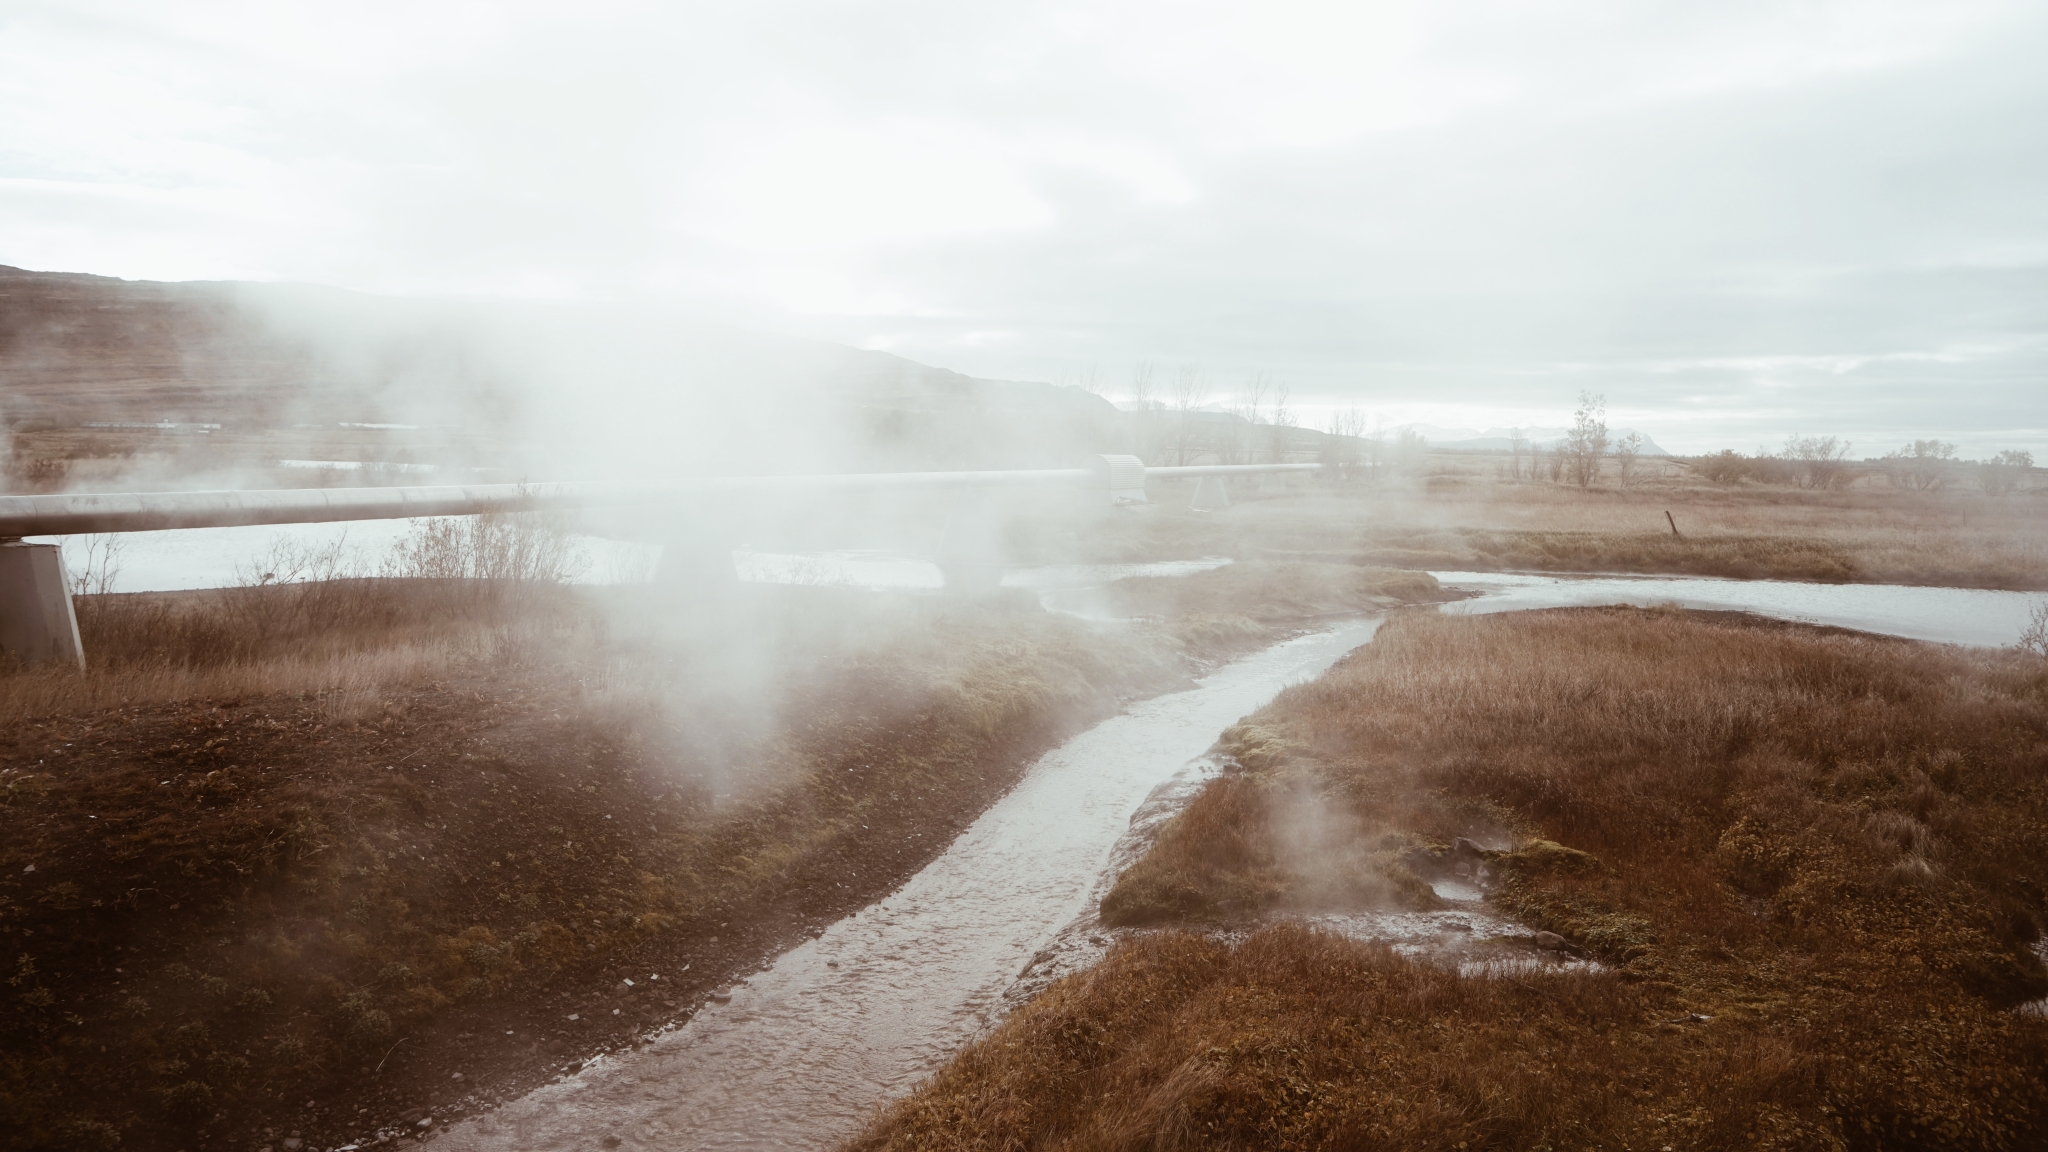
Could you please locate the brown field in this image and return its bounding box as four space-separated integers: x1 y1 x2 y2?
0 557 1459 1151
1032 465 2048 590
850 608 2048 1151
0 580 1175 1151
1100 561 1447 623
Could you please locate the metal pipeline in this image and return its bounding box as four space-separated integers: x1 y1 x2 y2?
0 460 1321 538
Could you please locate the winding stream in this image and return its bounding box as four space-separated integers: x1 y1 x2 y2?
438 619 1384 1152
419 569 2042 1152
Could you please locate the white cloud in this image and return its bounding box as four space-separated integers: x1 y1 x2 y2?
1 0 2043 449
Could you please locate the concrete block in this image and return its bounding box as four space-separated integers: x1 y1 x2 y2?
938 490 1007 592
1191 476 1231 512
0 541 85 670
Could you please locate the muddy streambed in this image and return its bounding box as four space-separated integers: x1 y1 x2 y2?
421 574 2032 1151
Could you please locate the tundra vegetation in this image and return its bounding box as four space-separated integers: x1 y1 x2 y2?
0 516 1449 1150
850 608 2048 1151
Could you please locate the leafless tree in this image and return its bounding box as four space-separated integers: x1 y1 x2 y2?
1564 392 1608 488
1125 362 1160 462
67 534 125 597
1168 363 1210 465
1394 429 1427 479
1267 384 1295 463
1056 363 1104 396
2019 600 2048 659
1781 435 1855 490
1323 405 1367 479
1506 427 1529 481
1224 373 1270 464
1879 439 1952 491
1612 430 1645 487
1980 449 2035 496
1128 361 1157 411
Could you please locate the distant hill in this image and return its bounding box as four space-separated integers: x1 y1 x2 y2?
1394 422 1672 456
0 265 1124 475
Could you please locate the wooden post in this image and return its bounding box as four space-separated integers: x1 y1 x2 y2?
1665 510 1682 539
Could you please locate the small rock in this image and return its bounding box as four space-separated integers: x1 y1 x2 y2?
708 989 732 1004
1534 931 1568 951
282 1140 303 1151
450 1072 463 1081
824 961 839 968
20 864 33 874
415 1117 433 1129
602 1137 622 1148
567 1013 580 1021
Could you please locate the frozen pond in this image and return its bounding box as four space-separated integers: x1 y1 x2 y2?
34 525 1230 604
35 521 662 591
1432 570 2048 649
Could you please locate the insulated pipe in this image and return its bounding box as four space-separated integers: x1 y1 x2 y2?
1146 464 1321 478
0 460 1323 663
0 462 1323 538
0 469 1099 538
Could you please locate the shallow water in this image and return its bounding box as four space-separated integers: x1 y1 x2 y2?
1432 570 2048 648
36 521 663 591
436 619 1383 1152
35 527 1228 601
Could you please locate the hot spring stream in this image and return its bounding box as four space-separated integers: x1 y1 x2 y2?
430 572 2043 1152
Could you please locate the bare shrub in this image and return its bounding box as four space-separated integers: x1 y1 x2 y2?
1612 429 1645 486
1564 391 1607 487
1980 449 2035 496
1692 448 1750 484
1782 434 1854 490
382 510 587 597
1506 427 1529 481
6 454 71 492
66 535 125 598
1321 406 1366 479
1881 439 1956 491
2019 600 2048 658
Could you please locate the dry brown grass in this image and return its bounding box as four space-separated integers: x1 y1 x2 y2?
0 580 585 723
1031 474 2048 589
0 579 1190 1151
852 609 2048 1151
1102 562 1445 622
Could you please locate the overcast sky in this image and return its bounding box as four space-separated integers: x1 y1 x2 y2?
4 1 2045 453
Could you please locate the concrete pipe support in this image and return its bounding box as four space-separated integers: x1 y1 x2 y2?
0 541 85 670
